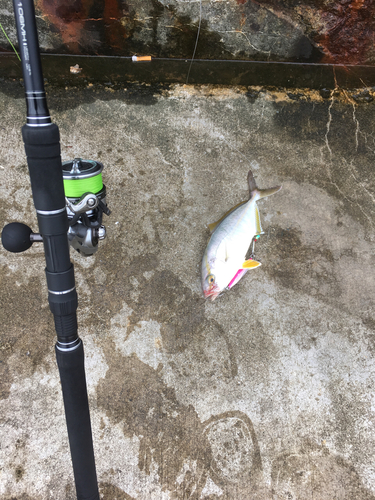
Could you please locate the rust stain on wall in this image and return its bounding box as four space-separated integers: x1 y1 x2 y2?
102 0 132 53
35 0 131 54
256 0 375 64
317 0 375 64
35 0 92 52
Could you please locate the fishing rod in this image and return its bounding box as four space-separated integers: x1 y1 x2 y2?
1 1 110 499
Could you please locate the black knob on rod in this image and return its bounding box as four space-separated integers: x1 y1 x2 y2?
1 222 42 253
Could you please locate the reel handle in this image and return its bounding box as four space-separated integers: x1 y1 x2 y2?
1 222 42 253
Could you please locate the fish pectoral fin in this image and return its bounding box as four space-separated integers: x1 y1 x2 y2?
242 259 262 269
208 200 247 233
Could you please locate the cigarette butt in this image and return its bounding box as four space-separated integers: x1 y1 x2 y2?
132 55 152 62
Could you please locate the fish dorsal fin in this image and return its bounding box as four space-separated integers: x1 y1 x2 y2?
208 200 247 233
255 205 263 235
242 259 262 269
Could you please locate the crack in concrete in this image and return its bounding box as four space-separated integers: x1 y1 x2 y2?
359 130 375 155
323 91 334 158
352 103 360 152
318 90 374 229
347 158 375 206
219 30 272 57
342 90 360 153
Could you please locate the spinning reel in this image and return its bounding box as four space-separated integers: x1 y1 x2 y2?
63 158 110 255
2 158 110 256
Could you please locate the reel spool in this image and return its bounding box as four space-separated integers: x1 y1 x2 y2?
63 158 110 256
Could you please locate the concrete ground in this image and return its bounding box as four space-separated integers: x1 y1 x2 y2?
0 81 375 500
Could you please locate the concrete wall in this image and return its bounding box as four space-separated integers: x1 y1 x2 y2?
1 0 375 65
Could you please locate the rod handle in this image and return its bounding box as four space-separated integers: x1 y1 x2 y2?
55 341 100 500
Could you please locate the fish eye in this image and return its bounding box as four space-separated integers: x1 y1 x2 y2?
207 275 215 284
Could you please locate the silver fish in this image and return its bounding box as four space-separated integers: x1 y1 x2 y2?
201 170 282 300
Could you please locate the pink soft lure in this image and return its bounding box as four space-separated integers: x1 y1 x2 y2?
227 257 262 289
227 268 248 289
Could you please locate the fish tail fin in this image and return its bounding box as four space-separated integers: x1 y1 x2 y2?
247 170 258 194
247 170 282 200
258 186 282 199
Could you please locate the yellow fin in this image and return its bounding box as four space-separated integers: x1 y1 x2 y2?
208 200 247 233
258 186 282 199
242 259 262 269
208 221 219 233
255 205 263 235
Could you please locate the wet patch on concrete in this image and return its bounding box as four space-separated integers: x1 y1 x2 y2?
268 97 375 241
97 351 213 497
263 226 338 301
97 351 267 498
271 439 375 500
0 254 55 400
14 464 25 482
86 248 239 379
121 266 206 352
0 79 172 110
0 494 36 500
203 411 264 496
327 378 375 480
45 82 171 109
99 482 136 499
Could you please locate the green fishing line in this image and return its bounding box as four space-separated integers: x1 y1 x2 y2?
63 173 103 198
0 23 21 61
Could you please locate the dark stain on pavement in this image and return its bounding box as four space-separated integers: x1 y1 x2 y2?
99 482 135 500
263 227 337 298
1 494 36 500
270 99 375 234
203 411 264 498
0 266 55 400
98 355 265 498
272 439 375 499
87 246 239 380
125 268 206 353
0 80 170 111
97 351 212 498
